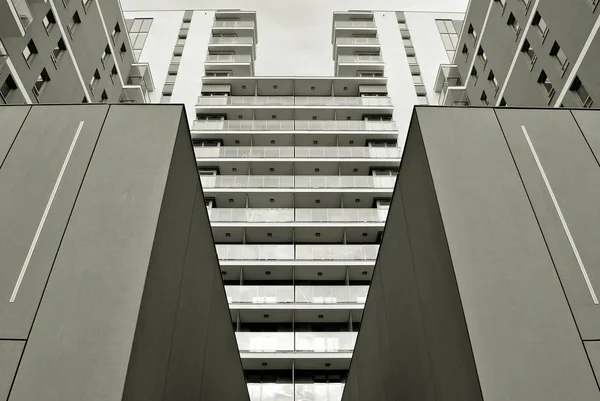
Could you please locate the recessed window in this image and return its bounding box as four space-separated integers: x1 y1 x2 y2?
570 76 593 108
89 69 101 94
100 90 108 103
0 75 17 103
166 73 177 83
416 95 428 105
471 66 478 79
549 41 569 73
488 70 499 90
521 39 536 66
119 43 127 60
403 38 413 46
480 90 489 105
499 97 507 106
537 70 554 99
412 73 423 84
33 68 51 98
22 39 38 64
176 38 186 46
172 55 182 64
112 23 121 43
110 65 118 84
68 11 81 38
477 46 487 65
532 12 548 38
82 0 92 11
407 55 417 65
468 24 477 41
42 10 56 33
495 0 506 8
50 38 67 67
507 13 520 34
100 44 111 67
462 44 469 58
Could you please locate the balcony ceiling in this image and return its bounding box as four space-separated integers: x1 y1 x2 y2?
211 225 383 244
220 263 374 282
241 356 352 371
231 308 363 323
196 160 400 176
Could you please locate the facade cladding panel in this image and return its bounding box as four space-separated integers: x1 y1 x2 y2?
0 104 248 401
342 106 600 401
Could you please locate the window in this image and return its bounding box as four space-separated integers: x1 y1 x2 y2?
570 76 593 107
416 95 428 105
89 69 100 94
402 38 412 46
33 68 50 98
166 73 177 83
537 70 554 99
462 44 469 58
205 71 232 77
412 73 423 84
521 39 536 66
477 46 487 66
357 70 384 77
468 24 477 41
51 38 67 66
519 0 532 10
495 0 506 8
172 55 182 63
100 90 108 103
82 0 92 12
161 94 172 103
181 21 191 29
22 39 38 64
436 19 459 62
110 65 118 84
471 66 478 80
42 10 56 33
128 18 153 61
398 22 408 29
82 96 88 103
407 55 418 65
67 11 81 38
120 43 126 60
507 13 521 35
532 12 548 38
112 23 121 43
176 38 186 46
0 75 17 103
100 44 111 67
549 41 569 73
480 90 489 105
499 97 507 106
488 70 499 91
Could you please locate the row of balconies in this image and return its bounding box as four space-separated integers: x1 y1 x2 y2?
247 383 344 401
216 244 379 261
192 120 397 131
225 285 369 304
236 331 357 353
195 146 401 159
209 208 387 224
209 37 254 45
201 175 396 189
205 54 382 64
196 96 392 107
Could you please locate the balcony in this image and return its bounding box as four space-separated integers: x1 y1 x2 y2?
225 285 369 304
121 63 154 103
209 37 254 45
215 244 379 261
434 64 469 106
205 54 253 75
334 21 376 29
196 96 392 107
337 55 383 64
1 0 33 36
192 120 397 132
209 208 388 224
208 36 255 57
213 20 255 28
247 383 344 401
336 55 384 77
200 175 396 190
195 146 401 160
235 332 357 353
334 37 381 60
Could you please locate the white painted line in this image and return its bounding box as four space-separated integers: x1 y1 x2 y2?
48 0 91 102
495 0 541 105
521 125 598 304
95 1 125 86
10 121 85 303
5 57 32 103
462 0 494 89
554 13 600 107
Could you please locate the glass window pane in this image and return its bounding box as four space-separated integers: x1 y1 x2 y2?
447 51 455 61
450 34 459 47
436 20 447 33
126 19 134 31
445 20 456 33
140 18 153 32
131 18 143 32
441 35 454 50
129 32 137 44
133 49 142 61
134 33 148 49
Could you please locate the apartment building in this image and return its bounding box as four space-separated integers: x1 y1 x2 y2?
436 0 600 107
0 0 153 104
118 5 464 401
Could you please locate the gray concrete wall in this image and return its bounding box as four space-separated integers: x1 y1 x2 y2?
342 106 600 401
0 104 248 401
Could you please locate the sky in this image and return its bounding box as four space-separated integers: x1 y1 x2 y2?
121 0 469 75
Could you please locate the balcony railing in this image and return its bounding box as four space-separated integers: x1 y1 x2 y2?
216 244 379 261
236 332 357 352
209 208 388 223
337 55 383 63
200 175 396 189
196 96 392 107
209 37 254 44
10 0 33 32
205 54 252 63
225 285 369 304
247 383 344 401
192 120 397 131
336 37 380 45
195 146 401 159
334 21 376 28
213 20 255 28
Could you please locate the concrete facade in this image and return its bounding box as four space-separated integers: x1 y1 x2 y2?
342 106 600 401
0 104 248 401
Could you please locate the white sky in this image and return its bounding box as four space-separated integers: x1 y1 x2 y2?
121 0 469 75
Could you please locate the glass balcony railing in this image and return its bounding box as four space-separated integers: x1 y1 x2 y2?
192 120 397 131
196 96 392 107
209 37 254 45
10 0 33 32
215 244 379 261
236 332 357 353
295 285 369 303
224 285 369 304
337 55 383 64
213 20 255 28
205 54 252 63
200 175 396 189
247 383 344 401
208 208 388 223
334 21 376 28
195 146 401 159
336 37 380 45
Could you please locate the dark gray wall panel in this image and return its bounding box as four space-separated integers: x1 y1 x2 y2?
416 107 597 400
0 106 29 168
572 110 600 164
0 341 24 401
0 105 109 340
496 109 600 340
584 341 600 384
8 106 184 401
